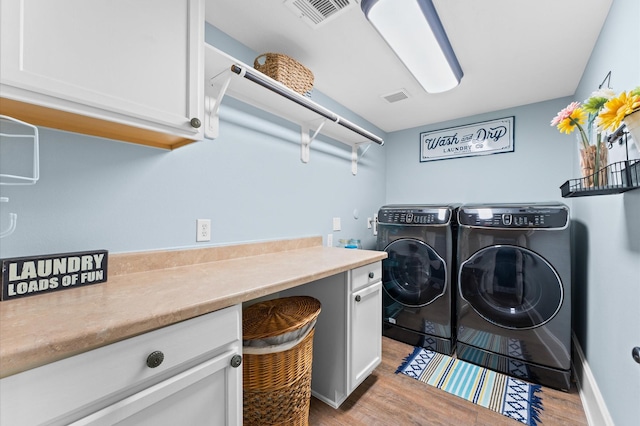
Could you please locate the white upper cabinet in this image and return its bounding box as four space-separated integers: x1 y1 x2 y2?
0 0 204 149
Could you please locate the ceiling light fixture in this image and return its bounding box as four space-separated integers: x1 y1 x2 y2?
361 0 463 94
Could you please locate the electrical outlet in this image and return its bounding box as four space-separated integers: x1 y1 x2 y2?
327 233 333 247
332 217 341 231
196 219 211 242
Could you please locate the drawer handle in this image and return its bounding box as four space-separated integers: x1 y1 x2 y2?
190 117 202 128
146 351 165 368
230 354 243 368
368 272 375 279
355 295 362 302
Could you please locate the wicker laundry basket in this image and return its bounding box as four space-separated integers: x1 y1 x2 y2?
242 296 322 426
254 53 314 95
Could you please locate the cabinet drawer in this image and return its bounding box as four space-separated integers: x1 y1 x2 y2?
0 304 241 426
350 262 382 292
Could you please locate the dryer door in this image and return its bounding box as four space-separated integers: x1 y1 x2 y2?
383 239 447 307
459 245 563 329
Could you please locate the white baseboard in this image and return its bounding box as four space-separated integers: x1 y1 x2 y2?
572 333 614 426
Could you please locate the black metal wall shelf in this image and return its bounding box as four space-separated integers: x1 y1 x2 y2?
561 159 640 197
561 125 639 197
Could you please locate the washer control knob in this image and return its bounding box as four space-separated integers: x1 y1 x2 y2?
633 347 640 364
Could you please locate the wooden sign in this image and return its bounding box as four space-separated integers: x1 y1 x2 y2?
420 116 515 162
1 250 108 301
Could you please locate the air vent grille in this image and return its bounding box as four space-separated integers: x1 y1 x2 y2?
382 90 410 103
285 0 356 27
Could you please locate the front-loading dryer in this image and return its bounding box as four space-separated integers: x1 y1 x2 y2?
456 202 572 390
377 204 458 355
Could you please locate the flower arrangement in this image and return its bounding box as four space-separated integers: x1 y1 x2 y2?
550 84 639 188
551 86 640 142
595 86 640 132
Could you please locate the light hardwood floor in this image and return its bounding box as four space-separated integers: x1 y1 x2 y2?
309 337 588 425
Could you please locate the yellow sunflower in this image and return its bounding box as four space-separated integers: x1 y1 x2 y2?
597 91 640 131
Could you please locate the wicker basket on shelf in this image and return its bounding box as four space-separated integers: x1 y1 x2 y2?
254 53 314 95
242 296 322 426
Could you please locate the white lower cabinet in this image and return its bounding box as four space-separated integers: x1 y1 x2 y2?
282 262 382 408
0 304 242 426
349 277 383 392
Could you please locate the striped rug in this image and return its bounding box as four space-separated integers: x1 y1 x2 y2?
396 347 543 426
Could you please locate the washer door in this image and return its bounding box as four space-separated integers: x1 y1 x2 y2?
383 239 447 307
459 245 563 329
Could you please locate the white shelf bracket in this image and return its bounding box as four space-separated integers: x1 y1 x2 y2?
300 119 327 163
351 143 373 176
204 70 233 139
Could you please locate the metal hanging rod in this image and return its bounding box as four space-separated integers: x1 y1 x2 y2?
229 64 384 146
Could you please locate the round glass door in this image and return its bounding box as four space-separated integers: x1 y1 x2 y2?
383 239 447 307
459 245 563 329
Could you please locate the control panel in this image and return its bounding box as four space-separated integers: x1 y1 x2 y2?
458 207 568 228
378 208 451 225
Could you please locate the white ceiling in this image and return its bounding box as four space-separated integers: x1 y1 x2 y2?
205 0 613 133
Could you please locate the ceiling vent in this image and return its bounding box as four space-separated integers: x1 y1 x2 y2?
284 0 358 28
382 89 410 104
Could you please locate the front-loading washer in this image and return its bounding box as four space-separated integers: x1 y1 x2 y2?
377 204 458 355
456 202 572 390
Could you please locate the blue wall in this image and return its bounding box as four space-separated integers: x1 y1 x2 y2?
385 99 574 205
569 0 640 424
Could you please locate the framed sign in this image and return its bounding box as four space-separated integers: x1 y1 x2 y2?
1 250 108 301
420 116 515 162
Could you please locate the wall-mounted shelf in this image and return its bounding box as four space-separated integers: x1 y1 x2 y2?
204 44 384 175
560 126 639 197
561 160 639 197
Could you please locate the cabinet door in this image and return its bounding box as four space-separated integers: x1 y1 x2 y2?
71 348 242 426
0 0 203 147
349 280 382 393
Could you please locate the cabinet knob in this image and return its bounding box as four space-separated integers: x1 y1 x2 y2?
368 272 375 279
230 354 242 368
190 117 202 128
355 295 362 302
146 351 165 368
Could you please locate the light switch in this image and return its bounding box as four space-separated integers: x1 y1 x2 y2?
332 217 341 231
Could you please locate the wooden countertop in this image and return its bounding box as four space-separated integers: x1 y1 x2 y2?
0 237 387 378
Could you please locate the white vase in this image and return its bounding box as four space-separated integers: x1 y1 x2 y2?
624 109 640 145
